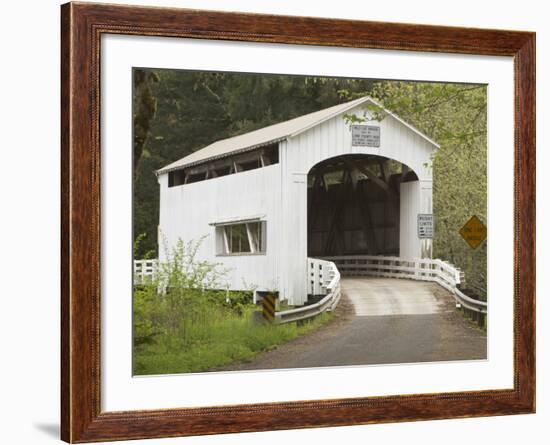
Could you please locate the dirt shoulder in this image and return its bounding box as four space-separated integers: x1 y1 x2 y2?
216 292 355 372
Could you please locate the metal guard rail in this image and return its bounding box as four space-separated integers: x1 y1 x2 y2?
323 255 486 314
275 259 341 324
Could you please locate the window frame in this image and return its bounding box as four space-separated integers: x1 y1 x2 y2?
216 220 267 256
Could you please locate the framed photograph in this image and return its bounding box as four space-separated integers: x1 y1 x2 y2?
61 2 535 442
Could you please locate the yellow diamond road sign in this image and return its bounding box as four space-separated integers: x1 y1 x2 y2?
459 215 487 249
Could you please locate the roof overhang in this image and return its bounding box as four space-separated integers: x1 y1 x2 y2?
208 214 266 226
156 96 439 176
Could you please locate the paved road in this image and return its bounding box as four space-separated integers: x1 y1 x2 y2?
223 277 486 371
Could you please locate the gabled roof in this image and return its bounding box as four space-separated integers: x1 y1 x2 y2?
157 96 439 174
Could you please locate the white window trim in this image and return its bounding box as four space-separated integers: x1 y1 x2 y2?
215 220 267 256
209 214 266 227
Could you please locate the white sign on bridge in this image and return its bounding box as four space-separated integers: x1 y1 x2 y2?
417 214 434 239
352 125 380 147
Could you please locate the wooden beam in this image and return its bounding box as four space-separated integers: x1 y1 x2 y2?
356 164 398 198
357 181 380 254
323 170 350 254
320 173 329 192
184 146 272 177
234 150 263 165
379 160 391 184
343 161 362 190
308 172 322 231
310 155 383 176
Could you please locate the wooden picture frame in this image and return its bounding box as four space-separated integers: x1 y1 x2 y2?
61 2 535 442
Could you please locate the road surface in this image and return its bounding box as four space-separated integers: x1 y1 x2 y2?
222 277 487 371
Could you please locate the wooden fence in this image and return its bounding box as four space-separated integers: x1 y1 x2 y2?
323 255 487 325
133 259 159 285
274 258 341 324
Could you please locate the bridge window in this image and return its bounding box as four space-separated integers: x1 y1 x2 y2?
167 143 280 188
237 158 262 172
168 170 186 187
186 171 207 184
217 221 266 255
214 165 232 177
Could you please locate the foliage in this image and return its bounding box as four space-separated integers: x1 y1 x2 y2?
364 81 488 298
133 237 332 374
133 285 162 346
133 232 156 260
134 306 332 375
133 69 159 177
135 237 231 341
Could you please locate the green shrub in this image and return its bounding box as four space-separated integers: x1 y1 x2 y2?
133 237 331 375
133 286 162 346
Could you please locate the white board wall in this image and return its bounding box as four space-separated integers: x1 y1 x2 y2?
399 180 433 259
158 164 282 295
281 105 436 302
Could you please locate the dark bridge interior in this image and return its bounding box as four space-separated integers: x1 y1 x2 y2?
307 154 418 257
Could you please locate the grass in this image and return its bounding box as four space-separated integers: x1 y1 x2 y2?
133 307 332 375
132 237 333 375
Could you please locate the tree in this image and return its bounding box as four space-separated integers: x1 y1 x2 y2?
364 81 488 297
133 69 159 177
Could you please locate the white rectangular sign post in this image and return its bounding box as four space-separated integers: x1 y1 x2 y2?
417 214 434 239
352 125 380 147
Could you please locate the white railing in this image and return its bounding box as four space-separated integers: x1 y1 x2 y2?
134 254 483 324
275 258 342 324
323 255 486 314
134 259 159 284
133 257 342 322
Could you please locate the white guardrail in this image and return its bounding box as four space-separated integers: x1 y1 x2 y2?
275 258 342 324
134 257 342 324
134 259 159 285
134 254 484 325
323 255 487 314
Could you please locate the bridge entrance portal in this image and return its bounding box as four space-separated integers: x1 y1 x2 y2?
307 154 419 257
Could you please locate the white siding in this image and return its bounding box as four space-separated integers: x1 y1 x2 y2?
400 181 420 259
280 105 435 303
158 164 281 296
399 180 433 259
288 104 435 180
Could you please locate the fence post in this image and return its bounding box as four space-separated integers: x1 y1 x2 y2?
318 262 323 295
309 260 314 295
455 267 462 285
322 263 331 293
261 293 277 323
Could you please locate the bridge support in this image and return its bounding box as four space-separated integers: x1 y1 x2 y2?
399 179 433 259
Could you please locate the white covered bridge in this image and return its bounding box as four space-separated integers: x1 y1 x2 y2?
138 96 486 321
